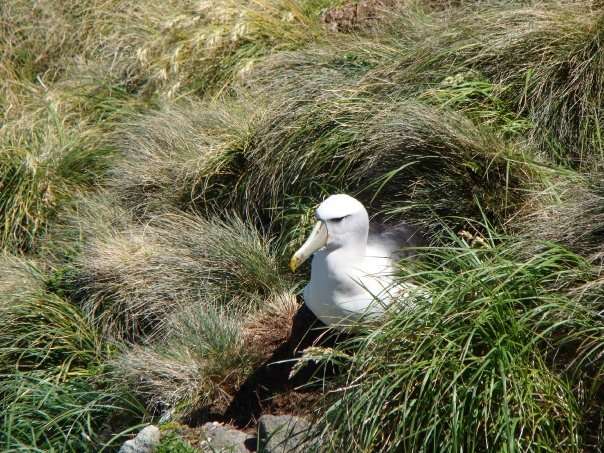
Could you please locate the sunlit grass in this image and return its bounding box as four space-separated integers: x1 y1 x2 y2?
0 93 114 250
362 2 604 165
71 210 291 340
1 0 603 450
0 256 146 451
313 235 602 451
114 303 258 418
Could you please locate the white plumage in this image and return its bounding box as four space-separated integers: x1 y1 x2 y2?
290 194 424 326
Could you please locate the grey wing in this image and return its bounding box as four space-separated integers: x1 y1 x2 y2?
368 221 426 260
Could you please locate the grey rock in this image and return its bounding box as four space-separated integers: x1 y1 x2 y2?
257 415 310 453
200 422 255 453
119 425 161 453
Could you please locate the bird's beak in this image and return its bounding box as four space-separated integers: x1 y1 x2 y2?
289 221 328 272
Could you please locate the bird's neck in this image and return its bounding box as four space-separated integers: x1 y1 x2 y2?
327 236 367 261
325 221 369 260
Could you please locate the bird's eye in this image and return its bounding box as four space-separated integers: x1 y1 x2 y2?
331 216 346 223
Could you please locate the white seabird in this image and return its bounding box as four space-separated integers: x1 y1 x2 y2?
289 194 425 326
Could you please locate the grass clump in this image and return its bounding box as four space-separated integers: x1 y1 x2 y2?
419 71 533 138
0 256 145 451
40 191 136 264
0 372 140 452
0 291 105 377
0 0 337 98
72 211 290 340
112 95 537 241
2 0 604 449
0 90 115 251
115 303 258 418
114 290 301 420
133 0 335 97
110 100 257 217
516 174 604 262
367 2 604 165
70 206 298 418
0 256 105 377
235 98 534 235
313 237 601 451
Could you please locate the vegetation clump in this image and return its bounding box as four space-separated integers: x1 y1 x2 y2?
314 236 602 451
1 0 604 451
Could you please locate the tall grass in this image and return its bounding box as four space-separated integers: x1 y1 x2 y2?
131 0 333 97
71 210 291 340
0 257 105 377
0 0 337 96
110 99 257 217
313 236 602 451
111 95 538 242
113 291 301 419
361 2 604 165
0 89 115 250
516 173 604 262
0 256 146 451
2 0 604 450
114 303 258 418
0 372 144 452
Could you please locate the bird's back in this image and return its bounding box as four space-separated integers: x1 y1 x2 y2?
368 221 426 261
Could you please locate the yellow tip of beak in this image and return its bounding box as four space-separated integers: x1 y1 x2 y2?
289 256 299 273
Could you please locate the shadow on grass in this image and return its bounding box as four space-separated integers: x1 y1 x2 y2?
187 302 343 429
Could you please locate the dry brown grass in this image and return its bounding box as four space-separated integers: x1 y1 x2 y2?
242 292 300 359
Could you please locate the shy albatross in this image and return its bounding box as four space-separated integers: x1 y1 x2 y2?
289 194 425 326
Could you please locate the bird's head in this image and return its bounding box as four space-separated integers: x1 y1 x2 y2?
289 194 369 272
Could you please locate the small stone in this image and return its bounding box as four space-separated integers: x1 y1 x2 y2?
200 422 254 453
118 425 161 453
257 415 310 453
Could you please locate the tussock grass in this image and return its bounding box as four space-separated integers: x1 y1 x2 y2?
313 237 602 451
115 291 300 419
1 0 335 97
516 174 604 262
234 96 532 232
0 291 105 377
467 5 604 164
2 0 604 449
115 303 258 418
112 96 537 240
363 2 604 165
111 100 258 217
71 225 167 339
40 192 135 264
0 254 43 295
419 71 533 138
72 211 290 340
0 372 143 452
0 256 145 451
0 59 149 253
1 0 107 81
9 0 138 75
0 256 105 377
0 88 115 250
132 0 334 97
